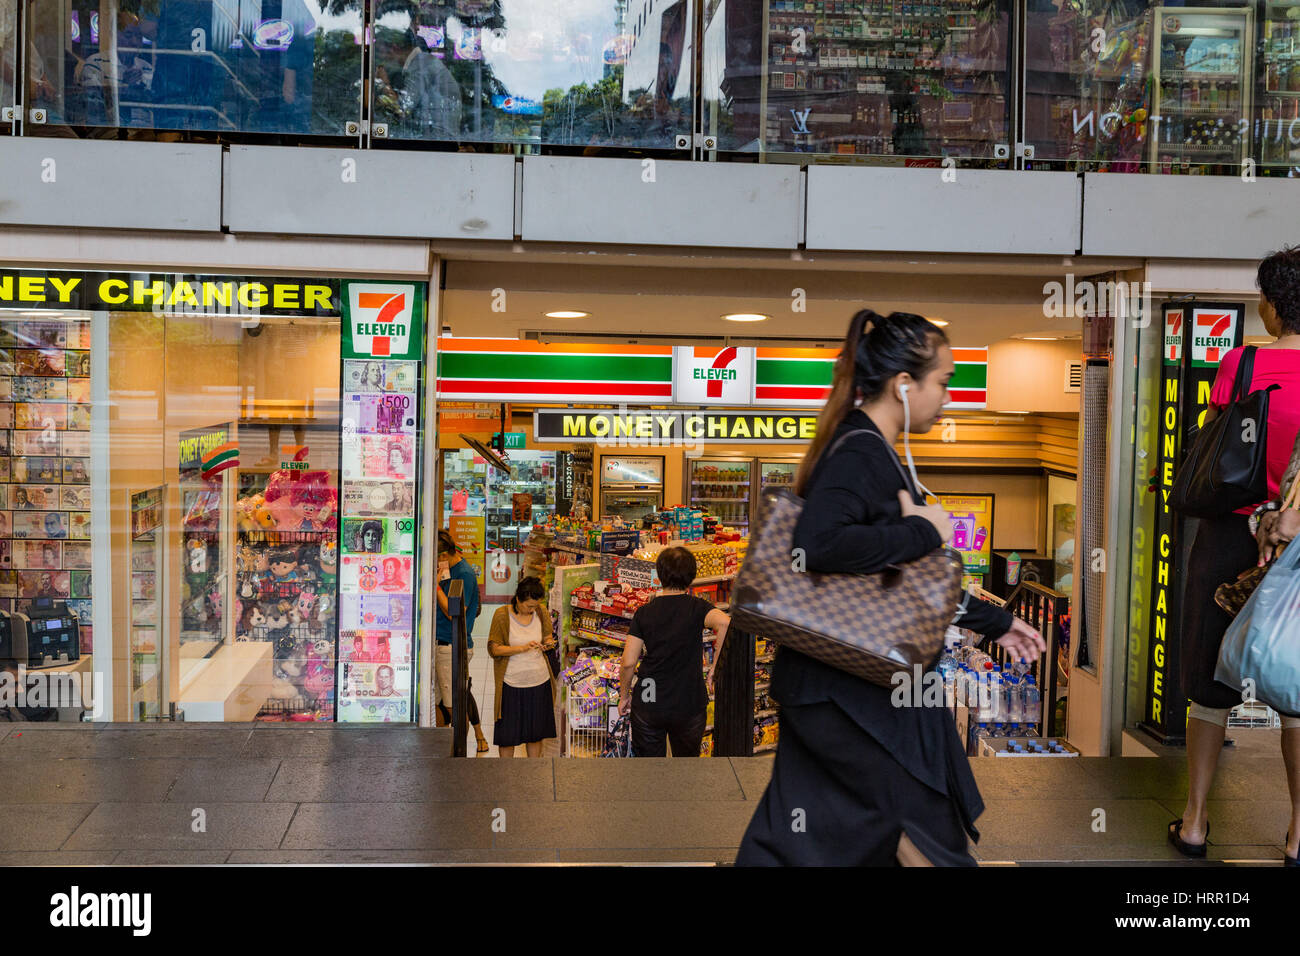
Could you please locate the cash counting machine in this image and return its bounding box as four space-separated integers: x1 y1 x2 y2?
0 599 80 668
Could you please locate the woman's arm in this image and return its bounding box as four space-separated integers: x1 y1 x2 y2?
704 608 730 690
796 443 944 575
618 636 644 715
958 595 1015 639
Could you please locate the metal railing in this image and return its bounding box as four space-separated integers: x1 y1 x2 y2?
975 580 1070 738
445 578 470 758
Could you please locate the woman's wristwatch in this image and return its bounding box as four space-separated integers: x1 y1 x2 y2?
1249 500 1282 537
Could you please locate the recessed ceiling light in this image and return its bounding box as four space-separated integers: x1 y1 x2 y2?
928 318 950 327
1023 336 1059 341
545 310 589 319
722 313 769 322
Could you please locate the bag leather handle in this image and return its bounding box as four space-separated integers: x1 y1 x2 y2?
1232 345 1257 403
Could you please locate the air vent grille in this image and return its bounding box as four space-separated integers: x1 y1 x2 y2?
1064 360 1083 393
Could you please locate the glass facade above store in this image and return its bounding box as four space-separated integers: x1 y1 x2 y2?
6 0 1300 172
23 0 363 135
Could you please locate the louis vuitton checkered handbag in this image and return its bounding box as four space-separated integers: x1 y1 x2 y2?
730 430 964 687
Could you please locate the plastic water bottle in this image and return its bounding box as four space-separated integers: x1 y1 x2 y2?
977 672 993 723
1023 676 1041 736
989 668 1004 725
1005 672 1023 726
972 721 991 755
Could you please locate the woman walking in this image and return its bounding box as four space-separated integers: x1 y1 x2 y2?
488 576 558 758
736 309 1045 866
1169 248 1300 864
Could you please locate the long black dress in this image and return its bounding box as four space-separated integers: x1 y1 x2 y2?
736 409 1015 866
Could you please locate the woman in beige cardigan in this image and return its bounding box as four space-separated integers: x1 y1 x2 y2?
487 577 558 758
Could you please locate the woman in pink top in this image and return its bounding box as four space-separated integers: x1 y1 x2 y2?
1170 248 1300 866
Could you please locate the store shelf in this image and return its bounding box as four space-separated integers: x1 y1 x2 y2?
692 574 737 584
691 480 750 485
756 708 779 719
755 682 771 693
572 627 627 649
754 742 778 754
571 597 639 620
690 497 749 502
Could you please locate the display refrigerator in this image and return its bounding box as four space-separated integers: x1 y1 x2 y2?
1149 7 1253 168
598 455 664 524
1256 1 1300 169
483 449 557 603
686 457 754 535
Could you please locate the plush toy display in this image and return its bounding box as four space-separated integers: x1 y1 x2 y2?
232 467 340 720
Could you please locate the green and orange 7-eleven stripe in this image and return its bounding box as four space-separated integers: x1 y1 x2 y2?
437 339 987 409
752 347 987 409
437 338 674 403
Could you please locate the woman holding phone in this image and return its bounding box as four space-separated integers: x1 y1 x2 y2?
488 576 558 758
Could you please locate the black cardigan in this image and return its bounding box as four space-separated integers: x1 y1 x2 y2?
770 408 1016 831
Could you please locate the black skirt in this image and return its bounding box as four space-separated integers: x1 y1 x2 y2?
494 681 556 747
1180 513 1257 710
736 700 978 867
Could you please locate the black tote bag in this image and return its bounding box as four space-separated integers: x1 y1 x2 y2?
1170 346 1279 518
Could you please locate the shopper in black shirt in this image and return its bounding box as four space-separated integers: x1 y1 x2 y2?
618 547 731 757
736 309 1046 867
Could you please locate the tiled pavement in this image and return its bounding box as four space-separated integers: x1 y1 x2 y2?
0 722 1295 865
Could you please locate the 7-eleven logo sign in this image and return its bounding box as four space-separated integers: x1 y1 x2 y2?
673 345 754 405
1191 309 1237 367
1163 309 1183 365
344 282 421 360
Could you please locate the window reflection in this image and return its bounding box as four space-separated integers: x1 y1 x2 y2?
24 0 362 134
0 0 14 131
374 0 693 147
1025 0 1300 174
705 0 1013 161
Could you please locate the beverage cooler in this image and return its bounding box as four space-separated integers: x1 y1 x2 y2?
756 459 800 494
1257 1 1300 169
484 450 556 603
598 455 664 525
1150 7 1253 167
686 458 753 535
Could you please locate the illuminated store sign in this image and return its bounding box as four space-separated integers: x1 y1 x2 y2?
534 408 820 445
0 268 338 316
1142 301 1243 743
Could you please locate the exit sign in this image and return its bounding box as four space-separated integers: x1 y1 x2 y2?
494 431 526 450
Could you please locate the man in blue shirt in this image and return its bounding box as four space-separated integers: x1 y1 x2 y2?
435 530 487 752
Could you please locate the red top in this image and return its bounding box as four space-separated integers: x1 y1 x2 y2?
1209 345 1300 514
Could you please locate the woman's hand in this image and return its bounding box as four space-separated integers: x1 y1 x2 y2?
706 663 717 697
898 490 953 544
995 618 1046 662
618 696 631 717
1258 510 1299 565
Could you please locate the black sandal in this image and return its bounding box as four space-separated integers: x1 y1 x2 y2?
1168 819 1209 858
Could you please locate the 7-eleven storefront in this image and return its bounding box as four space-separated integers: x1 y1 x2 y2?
433 338 998 603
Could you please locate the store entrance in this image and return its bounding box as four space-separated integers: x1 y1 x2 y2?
434 257 1088 756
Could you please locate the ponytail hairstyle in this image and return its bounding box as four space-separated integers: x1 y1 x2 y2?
794 309 949 495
